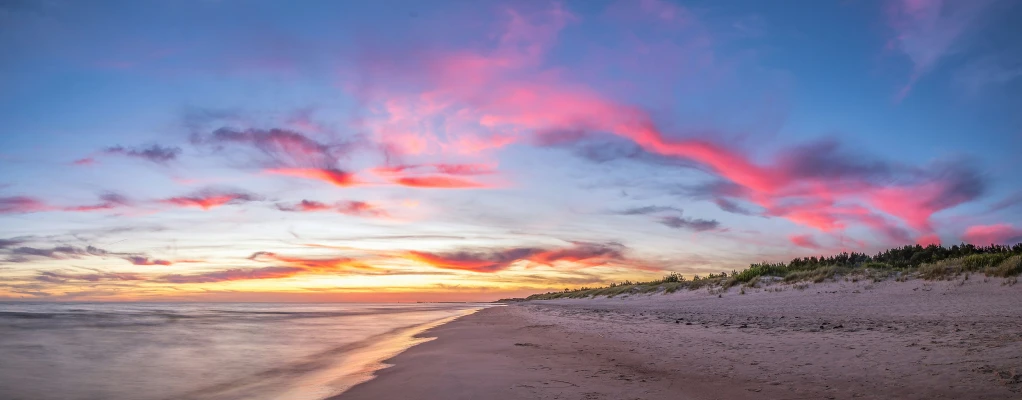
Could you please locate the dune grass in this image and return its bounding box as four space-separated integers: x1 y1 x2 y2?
525 242 1022 301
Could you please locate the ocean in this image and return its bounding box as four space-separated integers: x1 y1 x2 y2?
0 302 488 400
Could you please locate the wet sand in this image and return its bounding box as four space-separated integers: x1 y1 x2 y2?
339 278 1022 400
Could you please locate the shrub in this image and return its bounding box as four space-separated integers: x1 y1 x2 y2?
731 262 786 284
661 272 683 283
986 255 1022 278
784 266 843 283
863 262 893 269
523 242 1022 300
918 258 961 280
960 253 1012 271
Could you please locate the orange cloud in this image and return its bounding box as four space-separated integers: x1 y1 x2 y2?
159 252 379 284
265 168 360 187
249 251 372 270
161 190 256 210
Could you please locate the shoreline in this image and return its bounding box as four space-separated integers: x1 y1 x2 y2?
338 278 1022 399
165 306 488 400
277 307 483 400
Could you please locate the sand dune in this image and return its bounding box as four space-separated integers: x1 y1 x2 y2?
340 278 1022 399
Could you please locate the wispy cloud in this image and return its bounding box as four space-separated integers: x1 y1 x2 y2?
276 200 389 218
104 144 182 164
396 241 640 273
192 127 364 187
249 252 374 271
63 193 130 212
123 256 172 266
160 189 258 210
0 238 28 249
373 163 497 176
611 205 719 232
72 157 96 166
36 270 145 283
160 266 304 284
954 54 1022 95
0 196 49 214
6 245 109 261
371 163 499 189
885 0 997 100
990 191 1022 212
159 252 377 283
658 215 720 231
610 205 682 215
713 198 754 215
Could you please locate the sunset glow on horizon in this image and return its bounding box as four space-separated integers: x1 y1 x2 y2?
1 0 1020 301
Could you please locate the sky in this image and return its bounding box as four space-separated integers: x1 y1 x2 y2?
1 0 1021 302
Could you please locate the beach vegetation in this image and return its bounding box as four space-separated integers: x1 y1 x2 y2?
525 242 1022 300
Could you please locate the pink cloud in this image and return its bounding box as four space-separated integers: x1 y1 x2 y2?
373 163 497 176
63 203 119 212
1 194 131 214
286 108 326 133
277 200 389 218
916 233 941 246
62 193 130 213
349 3 983 244
392 175 491 189
192 128 369 188
370 163 499 189
962 224 1022 245
160 190 257 210
396 242 642 273
789 234 823 250
0 196 51 214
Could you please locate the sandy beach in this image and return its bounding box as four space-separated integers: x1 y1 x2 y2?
340 278 1022 400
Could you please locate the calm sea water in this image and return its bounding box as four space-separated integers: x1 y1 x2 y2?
0 302 488 400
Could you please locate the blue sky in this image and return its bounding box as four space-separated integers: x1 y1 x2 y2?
1 0 1021 301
